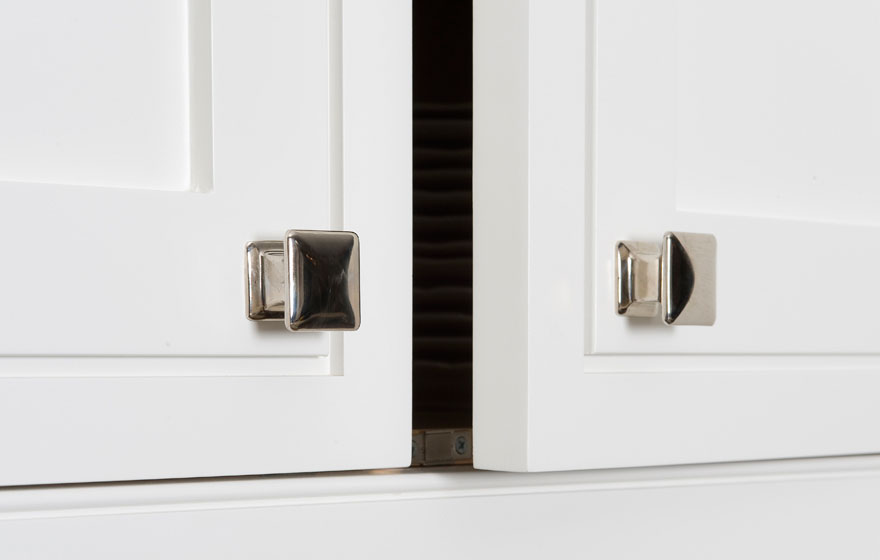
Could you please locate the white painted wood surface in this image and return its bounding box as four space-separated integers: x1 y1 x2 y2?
474 0 880 471
592 0 880 354
0 0 411 484
3 457 880 558
0 1 207 191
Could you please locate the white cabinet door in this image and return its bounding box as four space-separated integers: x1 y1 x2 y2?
0 0 411 485
474 0 880 471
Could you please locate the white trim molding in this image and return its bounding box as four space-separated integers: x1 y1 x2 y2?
3 457 880 558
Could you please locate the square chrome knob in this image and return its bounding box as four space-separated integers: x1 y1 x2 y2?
616 231 716 326
246 230 360 332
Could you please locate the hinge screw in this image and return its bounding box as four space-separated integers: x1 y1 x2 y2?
454 435 467 455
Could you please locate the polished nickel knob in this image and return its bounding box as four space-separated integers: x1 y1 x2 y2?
616 232 716 326
246 230 360 332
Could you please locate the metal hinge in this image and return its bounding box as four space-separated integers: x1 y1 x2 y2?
411 429 472 467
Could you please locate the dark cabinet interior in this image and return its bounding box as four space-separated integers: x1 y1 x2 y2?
412 0 473 432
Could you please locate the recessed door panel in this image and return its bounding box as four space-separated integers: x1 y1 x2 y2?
591 0 880 355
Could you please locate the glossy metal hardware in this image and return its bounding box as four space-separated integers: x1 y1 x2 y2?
246 230 360 332
411 429 473 467
616 232 716 326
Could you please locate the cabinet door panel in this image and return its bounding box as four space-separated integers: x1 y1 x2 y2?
474 0 880 472
0 0 411 485
592 0 880 355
